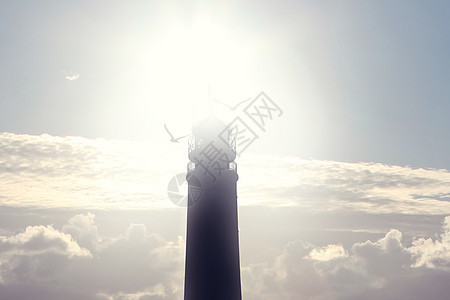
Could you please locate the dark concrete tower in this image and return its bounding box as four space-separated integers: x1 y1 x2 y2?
184 116 242 300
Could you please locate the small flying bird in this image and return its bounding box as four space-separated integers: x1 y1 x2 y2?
61 70 80 81
214 97 251 111
164 124 188 143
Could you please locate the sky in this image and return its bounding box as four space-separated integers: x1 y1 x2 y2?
0 1 449 299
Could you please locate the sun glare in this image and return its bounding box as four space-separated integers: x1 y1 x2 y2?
140 14 259 134
103 11 265 140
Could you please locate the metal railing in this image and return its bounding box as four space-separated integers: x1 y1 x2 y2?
187 161 237 174
188 134 236 155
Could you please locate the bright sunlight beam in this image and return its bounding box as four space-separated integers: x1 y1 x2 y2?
125 12 261 138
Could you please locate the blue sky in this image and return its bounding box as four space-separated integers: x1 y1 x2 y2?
0 1 450 299
1 0 449 168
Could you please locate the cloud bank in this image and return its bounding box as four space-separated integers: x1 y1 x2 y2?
1 132 449 299
1 132 449 214
0 213 448 299
0 213 184 300
242 216 450 300
0 132 183 209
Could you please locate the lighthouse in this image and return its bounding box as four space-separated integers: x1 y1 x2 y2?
184 116 242 300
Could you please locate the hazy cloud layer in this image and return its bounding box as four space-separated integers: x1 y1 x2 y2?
0 213 448 299
1 132 449 298
0 224 91 285
0 132 184 209
0 213 184 300
240 154 450 214
1 132 449 214
242 216 450 300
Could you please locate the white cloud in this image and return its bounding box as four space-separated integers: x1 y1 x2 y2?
0 213 184 300
239 154 450 214
409 216 450 270
0 224 91 285
0 225 91 258
97 283 166 300
0 132 184 209
308 244 347 261
0 132 449 298
1 132 449 215
243 215 450 300
0 211 448 300
62 213 99 252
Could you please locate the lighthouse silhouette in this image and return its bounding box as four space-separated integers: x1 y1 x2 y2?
184 116 242 300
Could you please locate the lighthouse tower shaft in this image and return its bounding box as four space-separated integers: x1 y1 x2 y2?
184 117 242 300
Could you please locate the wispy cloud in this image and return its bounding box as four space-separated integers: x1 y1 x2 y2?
240 154 450 214
0 132 183 209
1 132 449 214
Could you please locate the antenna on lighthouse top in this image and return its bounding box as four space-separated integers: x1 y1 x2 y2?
191 100 195 127
208 84 213 116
